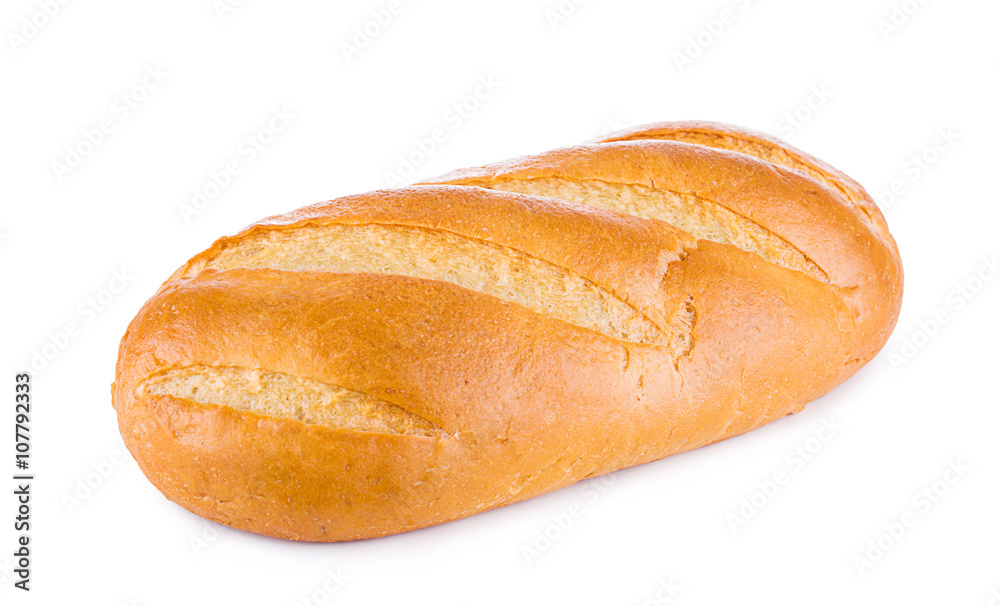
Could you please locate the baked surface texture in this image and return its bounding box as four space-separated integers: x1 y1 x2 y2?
424 121 902 368
114 123 902 542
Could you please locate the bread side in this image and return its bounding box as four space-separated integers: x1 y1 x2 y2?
113 184 858 541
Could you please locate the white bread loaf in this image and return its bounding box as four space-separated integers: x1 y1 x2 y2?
113 123 902 541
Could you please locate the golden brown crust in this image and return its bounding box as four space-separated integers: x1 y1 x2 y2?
172 185 695 337
115 244 852 541
423 136 903 366
114 127 902 542
591 120 890 242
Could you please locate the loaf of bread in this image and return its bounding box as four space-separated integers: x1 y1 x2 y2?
113 122 902 541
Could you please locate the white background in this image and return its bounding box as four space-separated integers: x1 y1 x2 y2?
1 0 998 604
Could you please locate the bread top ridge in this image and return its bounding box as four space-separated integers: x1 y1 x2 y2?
422 126 903 366
590 120 888 242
